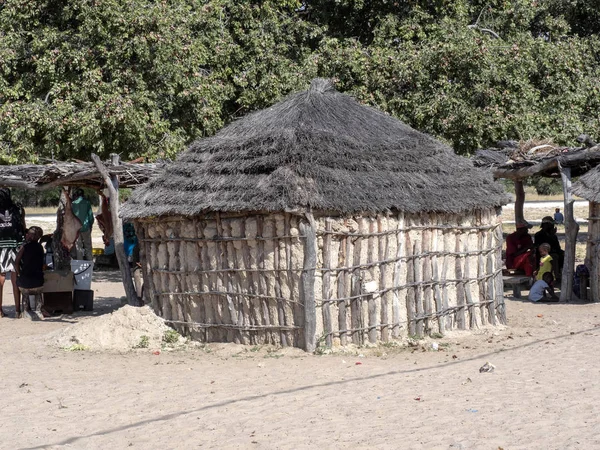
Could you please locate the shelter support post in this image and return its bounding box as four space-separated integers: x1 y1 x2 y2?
91 153 140 306
589 202 600 302
514 179 525 224
300 212 317 352
559 164 578 302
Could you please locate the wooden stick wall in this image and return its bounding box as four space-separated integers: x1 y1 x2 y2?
136 209 505 350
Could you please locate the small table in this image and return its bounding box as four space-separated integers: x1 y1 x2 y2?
503 275 531 299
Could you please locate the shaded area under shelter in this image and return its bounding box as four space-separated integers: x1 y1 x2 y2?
474 139 600 301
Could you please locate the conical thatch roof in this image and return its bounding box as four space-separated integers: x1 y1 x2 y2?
122 79 508 219
573 165 600 202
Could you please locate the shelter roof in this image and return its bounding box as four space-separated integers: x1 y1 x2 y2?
0 159 162 190
473 140 600 180
573 165 600 202
123 78 509 219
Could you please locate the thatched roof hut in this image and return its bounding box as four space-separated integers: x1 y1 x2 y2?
123 79 509 351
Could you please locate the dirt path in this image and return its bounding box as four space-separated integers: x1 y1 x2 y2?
1 275 600 449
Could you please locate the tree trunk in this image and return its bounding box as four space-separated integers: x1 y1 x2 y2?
91 153 140 306
559 164 578 302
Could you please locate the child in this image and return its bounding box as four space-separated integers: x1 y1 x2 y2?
529 272 558 302
15 226 45 317
534 243 553 281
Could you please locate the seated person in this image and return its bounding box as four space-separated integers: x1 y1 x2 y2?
534 243 553 281
534 216 564 279
14 226 45 317
505 220 534 276
529 272 558 302
554 208 564 225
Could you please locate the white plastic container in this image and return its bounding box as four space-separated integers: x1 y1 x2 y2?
71 260 93 290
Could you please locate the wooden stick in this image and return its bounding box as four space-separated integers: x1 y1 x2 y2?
463 235 477 329
413 238 424 337
379 216 390 342
422 217 433 335
322 219 333 348
477 213 487 325
430 214 444 335
486 213 497 326
514 180 525 224
91 153 138 306
368 218 378 344
454 232 466 330
590 202 600 302
337 232 348 345
406 232 416 336
559 164 579 302
350 220 364 345
270 217 287 345
493 212 506 324
392 213 404 337
300 212 317 352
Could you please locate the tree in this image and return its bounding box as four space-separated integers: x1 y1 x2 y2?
1 0 599 162
0 0 318 163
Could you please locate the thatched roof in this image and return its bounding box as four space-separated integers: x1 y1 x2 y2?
0 160 162 190
473 140 600 180
573 165 600 202
123 79 508 219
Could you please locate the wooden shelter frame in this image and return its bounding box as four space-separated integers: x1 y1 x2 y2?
475 143 600 302
0 154 163 306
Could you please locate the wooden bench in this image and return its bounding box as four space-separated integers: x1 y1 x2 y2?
503 275 531 299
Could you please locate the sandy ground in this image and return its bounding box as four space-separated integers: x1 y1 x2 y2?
1 272 600 449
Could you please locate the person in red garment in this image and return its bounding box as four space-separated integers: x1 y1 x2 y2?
505 220 534 276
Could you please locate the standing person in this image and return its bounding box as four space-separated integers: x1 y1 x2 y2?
534 216 563 280
554 208 564 225
534 243 553 281
0 188 26 317
505 220 534 276
71 188 94 261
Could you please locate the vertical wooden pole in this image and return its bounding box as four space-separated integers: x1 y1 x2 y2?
422 219 433 335
322 219 333 347
91 153 139 306
559 164 579 302
494 215 507 324
590 202 600 302
405 232 416 336
413 239 424 337
392 213 404 338
514 179 525 224
455 232 466 330
379 216 390 341
300 212 317 352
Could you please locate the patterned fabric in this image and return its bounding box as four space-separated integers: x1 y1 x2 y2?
0 246 17 273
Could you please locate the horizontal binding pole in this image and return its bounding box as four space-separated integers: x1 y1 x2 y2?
163 319 301 331
151 246 500 277
412 300 494 322
153 267 304 274
158 290 304 305
319 223 500 236
139 235 304 243
322 322 403 337
318 247 500 273
319 269 503 303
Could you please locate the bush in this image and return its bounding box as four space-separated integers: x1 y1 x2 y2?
531 177 563 196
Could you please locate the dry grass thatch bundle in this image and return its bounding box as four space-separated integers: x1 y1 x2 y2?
123 78 508 219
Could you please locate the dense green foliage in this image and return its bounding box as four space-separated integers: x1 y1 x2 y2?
1 0 599 163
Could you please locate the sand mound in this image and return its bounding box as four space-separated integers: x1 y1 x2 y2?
51 305 173 351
